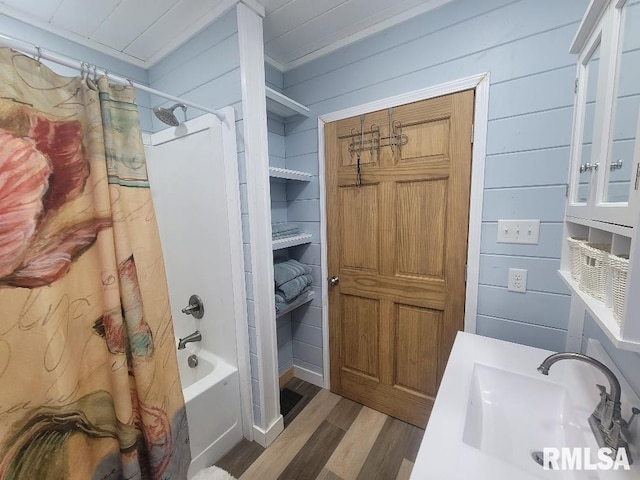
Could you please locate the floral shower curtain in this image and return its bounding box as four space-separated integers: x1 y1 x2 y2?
0 48 190 479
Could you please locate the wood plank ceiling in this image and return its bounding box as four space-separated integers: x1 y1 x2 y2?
0 0 452 70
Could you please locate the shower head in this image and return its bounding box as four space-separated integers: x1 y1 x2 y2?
153 103 187 126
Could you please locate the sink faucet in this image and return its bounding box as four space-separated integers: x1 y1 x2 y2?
178 330 202 350
538 352 636 463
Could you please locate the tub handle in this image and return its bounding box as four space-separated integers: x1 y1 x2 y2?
182 295 204 319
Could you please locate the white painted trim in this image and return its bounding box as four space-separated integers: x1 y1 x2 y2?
320 73 488 123
219 107 254 441
293 365 325 389
465 73 490 336
252 415 284 448
145 0 239 67
239 0 266 18
237 3 281 446
318 115 331 390
271 0 454 72
570 0 609 54
318 73 490 388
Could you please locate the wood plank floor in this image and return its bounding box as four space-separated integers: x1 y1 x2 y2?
215 378 424 480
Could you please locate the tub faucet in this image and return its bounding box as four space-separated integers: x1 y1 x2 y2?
178 331 202 350
538 352 635 463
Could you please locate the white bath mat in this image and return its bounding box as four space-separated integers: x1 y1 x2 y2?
192 465 237 480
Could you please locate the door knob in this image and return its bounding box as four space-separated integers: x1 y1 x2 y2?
329 276 340 286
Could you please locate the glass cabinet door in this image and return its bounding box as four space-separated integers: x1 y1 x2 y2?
574 41 602 205
605 0 640 204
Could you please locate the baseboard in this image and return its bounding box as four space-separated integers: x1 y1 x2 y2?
279 367 294 389
252 414 284 448
293 365 324 388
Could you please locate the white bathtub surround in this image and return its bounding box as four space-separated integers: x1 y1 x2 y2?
412 332 640 479
191 465 237 480
177 348 243 477
145 112 250 474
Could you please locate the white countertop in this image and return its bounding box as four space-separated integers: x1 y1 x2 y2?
411 332 640 480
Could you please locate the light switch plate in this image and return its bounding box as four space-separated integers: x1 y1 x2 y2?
497 219 540 244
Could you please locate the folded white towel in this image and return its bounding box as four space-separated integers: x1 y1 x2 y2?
191 466 237 480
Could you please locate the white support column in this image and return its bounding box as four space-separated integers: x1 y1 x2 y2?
236 2 283 446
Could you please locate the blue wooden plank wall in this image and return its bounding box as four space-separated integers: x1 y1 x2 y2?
148 8 242 133
281 0 594 368
0 14 151 130
265 62 283 92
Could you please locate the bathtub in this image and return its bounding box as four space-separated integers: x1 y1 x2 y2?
177 346 243 478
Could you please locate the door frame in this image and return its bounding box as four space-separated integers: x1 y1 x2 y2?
318 73 490 389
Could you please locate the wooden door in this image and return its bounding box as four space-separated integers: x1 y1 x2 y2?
326 90 475 428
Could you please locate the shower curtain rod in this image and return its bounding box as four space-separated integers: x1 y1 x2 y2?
0 33 226 122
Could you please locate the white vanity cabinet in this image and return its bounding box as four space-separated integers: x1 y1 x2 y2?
562 0 640 352
567 0 640 227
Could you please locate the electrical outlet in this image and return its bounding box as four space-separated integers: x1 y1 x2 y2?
508 268 527 293
497 220 540 244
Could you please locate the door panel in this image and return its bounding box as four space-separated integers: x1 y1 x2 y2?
396 179 447 278
340 185 379 271
327 90 475 428
399 118 450 161
341 295 380 379
394 305 442 397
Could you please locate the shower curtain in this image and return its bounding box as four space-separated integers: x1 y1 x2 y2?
0 48 190 479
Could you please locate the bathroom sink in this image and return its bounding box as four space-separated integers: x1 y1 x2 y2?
462 363 586 478
411 333 640 480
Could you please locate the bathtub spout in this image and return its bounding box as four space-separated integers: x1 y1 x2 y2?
178 331 202 350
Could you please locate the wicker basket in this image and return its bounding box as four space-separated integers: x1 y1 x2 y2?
609 253 629 327
568 237 587 281
579 243 611 301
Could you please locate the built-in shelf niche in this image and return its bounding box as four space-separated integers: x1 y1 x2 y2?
265 86 309 118
269 166 313 182
560 219 639 352
272 233 313 250
275 290 314 318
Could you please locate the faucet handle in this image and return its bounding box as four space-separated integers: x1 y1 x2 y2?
626 407 640 429
592 384 609 420
181 294 204 319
